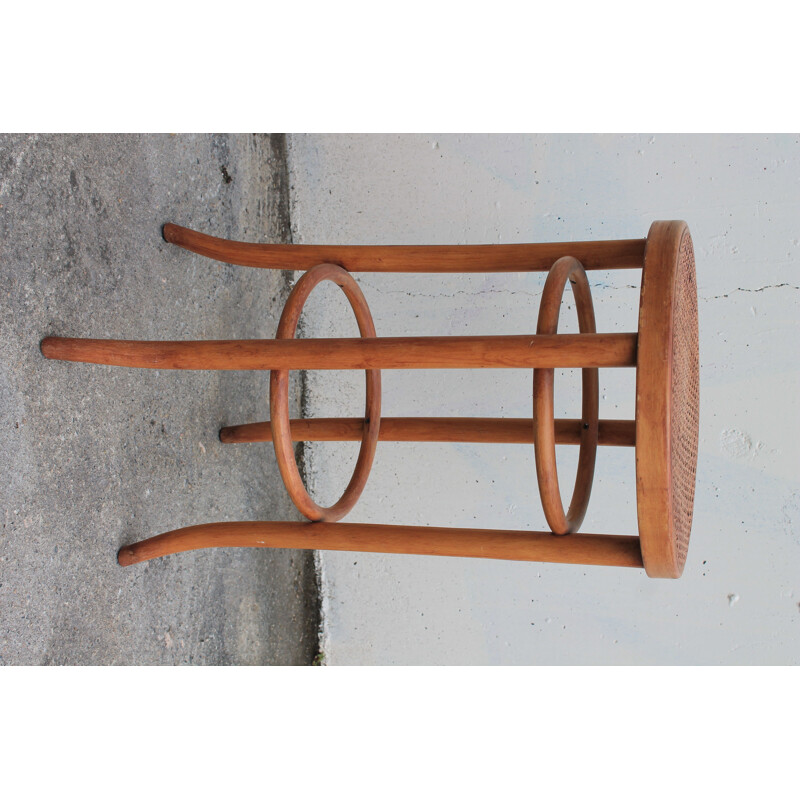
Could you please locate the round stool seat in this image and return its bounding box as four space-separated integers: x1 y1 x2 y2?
636 221 700 578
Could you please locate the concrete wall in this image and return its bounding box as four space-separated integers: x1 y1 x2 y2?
287 134 800 665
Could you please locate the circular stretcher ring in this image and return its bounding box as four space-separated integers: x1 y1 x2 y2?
269 263 381 522
533 256 599 535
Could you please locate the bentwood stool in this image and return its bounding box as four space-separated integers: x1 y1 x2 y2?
42 220 699 579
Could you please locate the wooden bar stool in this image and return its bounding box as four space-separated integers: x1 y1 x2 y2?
42 220 699 578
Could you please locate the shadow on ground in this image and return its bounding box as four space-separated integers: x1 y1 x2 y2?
0 133 320 665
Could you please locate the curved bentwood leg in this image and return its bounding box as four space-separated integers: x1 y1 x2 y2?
219 417 637 446
162 222 647 272
118 521 643 569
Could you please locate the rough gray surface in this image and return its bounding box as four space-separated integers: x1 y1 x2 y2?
0 133 320 665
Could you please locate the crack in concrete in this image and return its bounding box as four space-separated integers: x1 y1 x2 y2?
701 283 799 300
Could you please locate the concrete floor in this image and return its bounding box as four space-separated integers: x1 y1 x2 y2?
0 133 320 665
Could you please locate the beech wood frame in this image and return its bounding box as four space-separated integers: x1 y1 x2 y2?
41 221 697 578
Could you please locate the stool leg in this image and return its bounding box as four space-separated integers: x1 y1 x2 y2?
162 223 647 273
118 520 643 569
220 417 637 446
41 333 637 370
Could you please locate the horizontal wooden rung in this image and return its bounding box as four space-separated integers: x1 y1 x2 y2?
220 417 636 446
